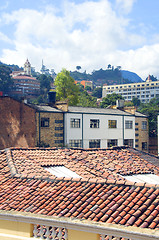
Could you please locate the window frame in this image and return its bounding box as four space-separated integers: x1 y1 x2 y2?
89 139 100 148
69 139 82 148
70 118 80 128
107 139 118 148
41 118 50 128
125 120 133 129
90 119 100 128
142 121 147 130
108 120 117 128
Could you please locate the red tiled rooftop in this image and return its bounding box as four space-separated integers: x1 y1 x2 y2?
0 147 159 230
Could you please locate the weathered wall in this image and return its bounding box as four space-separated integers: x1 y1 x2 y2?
0 97 36 149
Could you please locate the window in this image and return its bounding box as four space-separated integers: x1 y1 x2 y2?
124 139 134 148
107 139 118 147
41 118 49 127
142 121 147 130
125 120 133 129
135 122 138 125
55 126 63 130
90 119 100 128
55 120 63 123
89 139 100 148
55 140 63 144
108 120 117 128
70 118 80 128
55 133 63 137
135 128 139 131
69 140 82 148
142 142 147 150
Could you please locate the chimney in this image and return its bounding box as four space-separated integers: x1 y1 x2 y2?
48 91 56 106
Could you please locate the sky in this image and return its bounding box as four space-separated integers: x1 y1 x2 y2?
0 0 159 80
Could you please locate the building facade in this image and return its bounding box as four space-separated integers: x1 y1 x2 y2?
0 96 36 149
0 97 64 149
34 105 64 147
102 76 159 103
64 106 135 149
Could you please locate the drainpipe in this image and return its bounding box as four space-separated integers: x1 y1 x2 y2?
82 113 83 148
39 112 41 144
122 115 124 146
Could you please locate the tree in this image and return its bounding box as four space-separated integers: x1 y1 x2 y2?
0 65 13 94
76 66 81 71
132 97 141 107
54 68 79 105
100 93 123 108
77 90 97 107
92 87 102 98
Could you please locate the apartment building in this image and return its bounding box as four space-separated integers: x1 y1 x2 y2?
64 106 135 149
102 75 159 103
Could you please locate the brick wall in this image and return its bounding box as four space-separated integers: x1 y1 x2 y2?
36 112 64 147
0 97 36 149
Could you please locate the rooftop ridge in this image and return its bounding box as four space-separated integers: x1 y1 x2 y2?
11 172 159 189
5 148 17 176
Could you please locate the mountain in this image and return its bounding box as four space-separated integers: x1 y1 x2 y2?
121 70 143 83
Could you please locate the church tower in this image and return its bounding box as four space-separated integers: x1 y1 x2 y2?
24 59 31 76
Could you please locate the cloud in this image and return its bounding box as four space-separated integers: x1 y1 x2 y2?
0 0 159 79
115 0 137 14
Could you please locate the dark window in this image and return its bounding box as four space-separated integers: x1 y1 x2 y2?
135 133 139 137
124 139 134 148
135 128 139 131
55 140 63 144
107 139 118 147
142 142 147 150
108 120 117 128
55 127 63 130
41 118 49 127
70 118 80 128
90 119 100 128
125 120 133 129
55 133 63 137
55 120 63 123
69 140 82 148
89 140 100 148
135 122 138 125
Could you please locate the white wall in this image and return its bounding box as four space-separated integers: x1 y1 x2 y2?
64 112 135 149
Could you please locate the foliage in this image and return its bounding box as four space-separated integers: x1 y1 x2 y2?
100 93 124 108
92 87 102 98
132 97 141 107
76 66 81 71
54 68 79 106
70 70 91 81
77 89 97 107
0 65 13 94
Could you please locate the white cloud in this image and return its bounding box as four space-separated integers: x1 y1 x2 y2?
115 0 137 14
0 0 159 79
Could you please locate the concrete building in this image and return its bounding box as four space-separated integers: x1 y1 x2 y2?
102 75 159 103
64 106 135 149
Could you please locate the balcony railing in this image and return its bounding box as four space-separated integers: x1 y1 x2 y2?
0 210 159 240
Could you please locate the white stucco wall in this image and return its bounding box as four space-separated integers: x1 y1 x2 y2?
64 112 135 149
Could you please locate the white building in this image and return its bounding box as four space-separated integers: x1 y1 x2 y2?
64 106 135 149
102 75 159 103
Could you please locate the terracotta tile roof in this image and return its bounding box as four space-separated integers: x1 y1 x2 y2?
0 147 159 229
